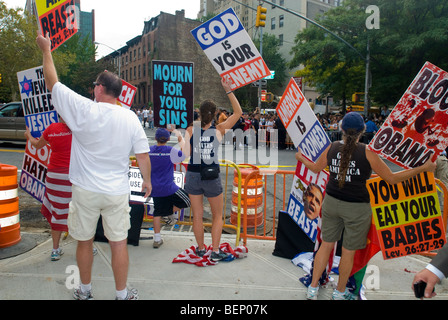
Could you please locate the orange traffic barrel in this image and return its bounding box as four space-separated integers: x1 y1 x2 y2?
0 164 21 248
230 168 264 228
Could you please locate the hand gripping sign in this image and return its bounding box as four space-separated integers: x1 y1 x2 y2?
34 0 79 51
191 8 271 90
276 78 331 162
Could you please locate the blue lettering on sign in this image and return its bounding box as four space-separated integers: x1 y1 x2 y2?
191 7 244 51
299 121 331 162
25 110 58 138
286 195 318 242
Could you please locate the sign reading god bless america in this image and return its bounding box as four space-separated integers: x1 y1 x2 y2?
191 8 271 90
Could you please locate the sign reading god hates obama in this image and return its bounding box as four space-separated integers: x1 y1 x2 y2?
276 78 331 162
152 61 194 129
368 62 448 169
35 0 79 51
191 8 270 91
367 172 446 260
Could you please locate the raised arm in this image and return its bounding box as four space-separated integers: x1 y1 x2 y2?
36 32 58 92
216 77 243 136
366 148 436 185
295 145 330 174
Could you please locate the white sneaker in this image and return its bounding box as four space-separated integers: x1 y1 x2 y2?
306 286 319 300
332 289 356 300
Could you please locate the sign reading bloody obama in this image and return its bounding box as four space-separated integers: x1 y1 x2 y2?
35 0 79 52
368 62 448 169
276 78 330 162
191 8 270 90
152 61 194 129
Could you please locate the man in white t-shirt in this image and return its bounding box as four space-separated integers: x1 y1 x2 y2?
37 33 151 300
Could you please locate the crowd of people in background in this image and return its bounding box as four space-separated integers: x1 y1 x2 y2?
129 104 393 151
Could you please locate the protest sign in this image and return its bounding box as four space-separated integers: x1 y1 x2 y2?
191 8 270 91
368 62 448 169
276 78 331 162
118 79 136 109
35 0 79 51
17 66 58 138
152 60 194 129
17 66 58 202
286 162 329 242
367 171 446 260
129 166 184 204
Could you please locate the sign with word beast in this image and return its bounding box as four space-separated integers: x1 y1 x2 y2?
191 8 270 91
276 78 331 162
287 162 329 242
35 0 79 51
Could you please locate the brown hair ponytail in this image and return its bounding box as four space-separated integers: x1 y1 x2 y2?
199 100 217 127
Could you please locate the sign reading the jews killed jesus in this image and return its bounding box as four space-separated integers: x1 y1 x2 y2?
367 172 446 260
17 66 58 202
191 8 270 91
35 0 79 51
276 78 331 162
368 62 448 169
152 61 194 129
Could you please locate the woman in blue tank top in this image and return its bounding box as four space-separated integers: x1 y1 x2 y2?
183 77 243 262
296 112 436 300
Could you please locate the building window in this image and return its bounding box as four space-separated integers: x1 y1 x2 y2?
279 15 284 28
279 34 284 46
279 0 284 5
271 17 276 30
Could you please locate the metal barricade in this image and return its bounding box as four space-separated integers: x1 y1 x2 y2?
142 159 243 247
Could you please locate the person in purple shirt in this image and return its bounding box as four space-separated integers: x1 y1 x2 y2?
149 127 190 248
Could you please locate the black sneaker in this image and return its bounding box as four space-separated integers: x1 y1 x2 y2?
210 249 228 262
196 247 206 257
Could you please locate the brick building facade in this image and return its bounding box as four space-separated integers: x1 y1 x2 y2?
106 10 229 110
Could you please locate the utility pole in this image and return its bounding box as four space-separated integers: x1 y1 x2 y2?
245 0 370 115
255 2 268 110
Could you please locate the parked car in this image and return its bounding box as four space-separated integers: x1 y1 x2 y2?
0 102 26 143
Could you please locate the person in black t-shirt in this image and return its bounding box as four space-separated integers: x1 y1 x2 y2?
296 112 436 300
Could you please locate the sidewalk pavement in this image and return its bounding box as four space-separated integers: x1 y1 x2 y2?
1 228 447 301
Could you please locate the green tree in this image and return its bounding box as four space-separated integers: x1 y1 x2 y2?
59 34 111 99
0 1 74 102
235 32 287 110
289 0 448 110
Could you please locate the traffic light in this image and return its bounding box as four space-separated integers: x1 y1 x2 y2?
0 73 2 84
255 5 267 27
